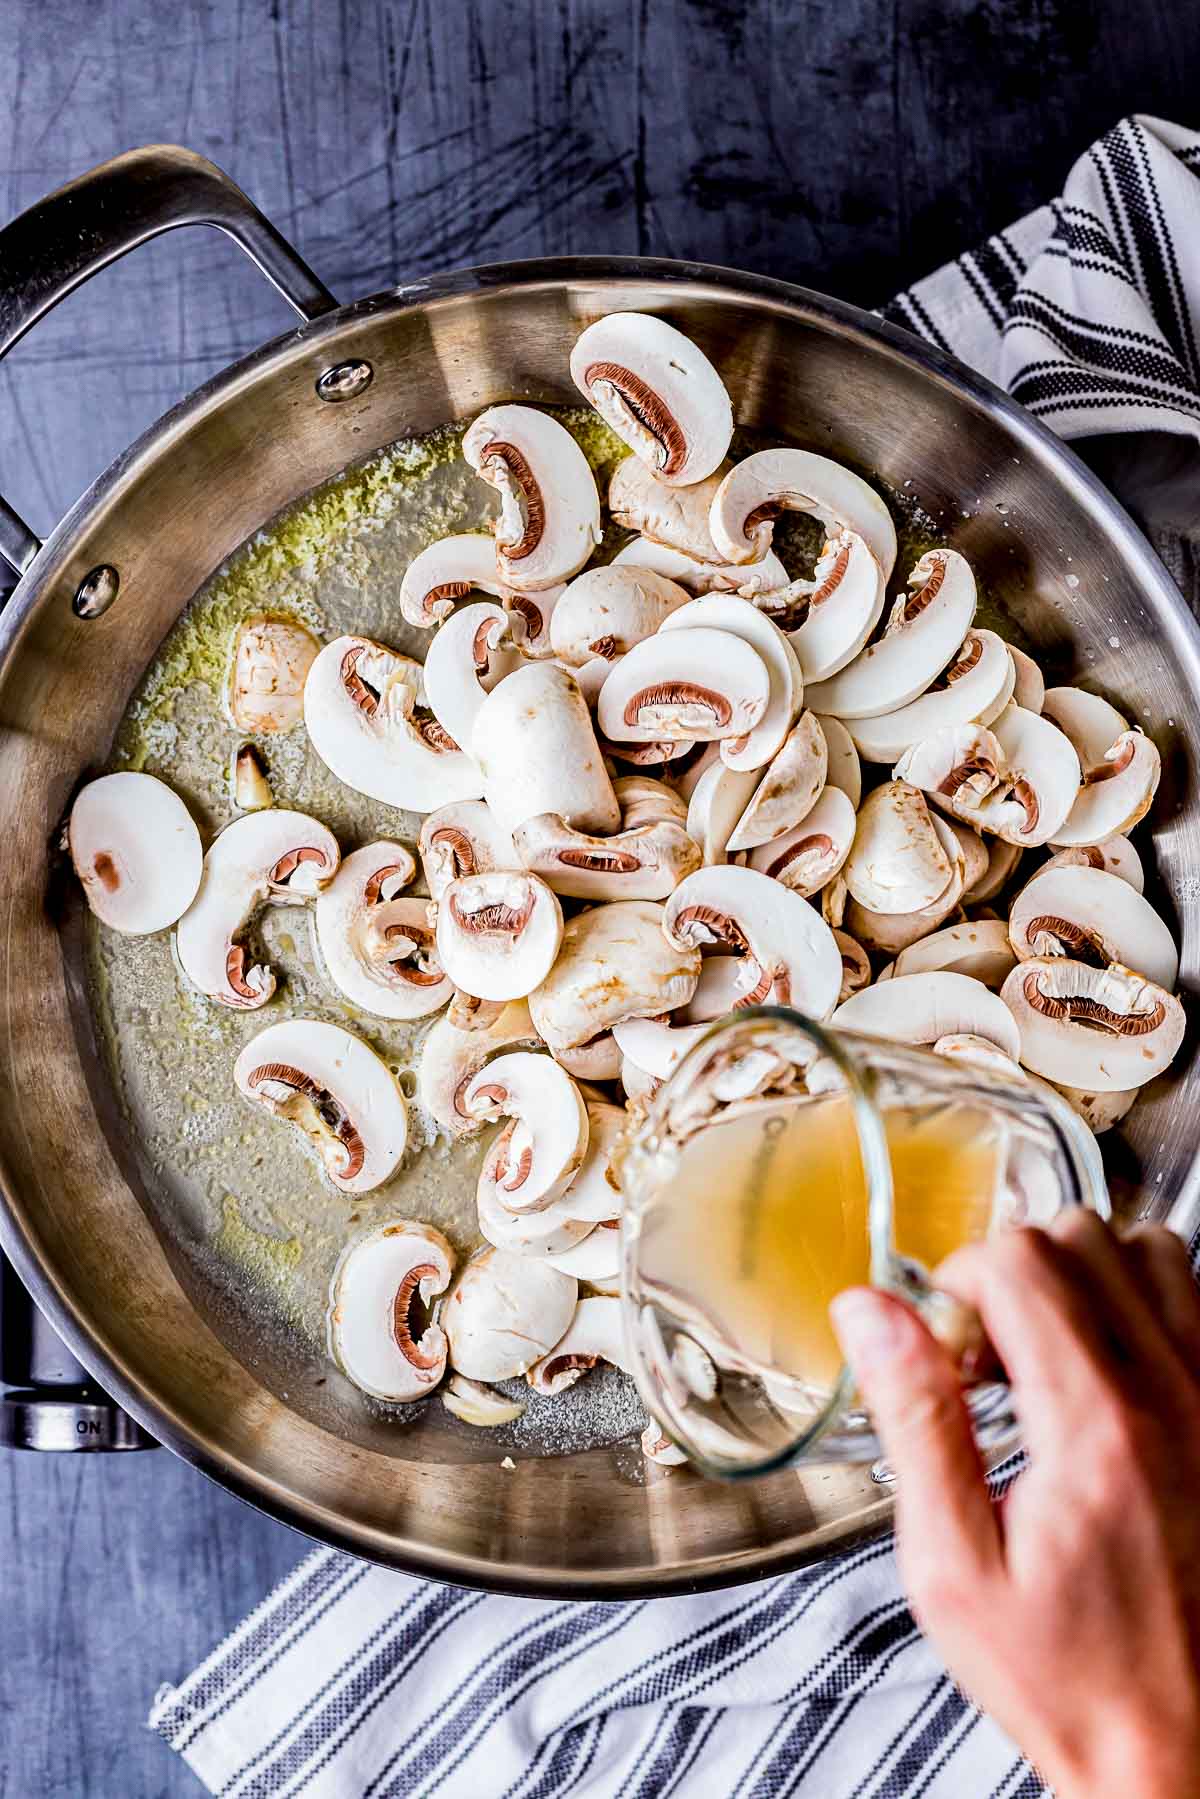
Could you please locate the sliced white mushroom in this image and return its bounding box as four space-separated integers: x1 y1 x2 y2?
398 532 517 631
757 530 886 683
844 813 967 955
611 535 789 597
841 781 952 914
513 811 700 900
570 312 733 485
504 583 567 658
597 627 770 745
1007 865 1178 991
679 952 754 1021
657 593 802 773
612 1015 710 1081
553 1101 626 1222
1000 957 1184 1090
471 662 620 838
895 706 1081 848
68 772 203 935
528 899 700 1052
443 1247 578 1382
833 970 1021 1060
1007 645 1045 714
612 774 689 829
805 550 977 720
725 711 828 851
686 760 763 865
1047 1081 1138 1135
552 1034 623 1082
943 819 989 895
847 630 1014 763
1041 689 1160 847
231 743 274 812
932 1033 1022 1074
314 841 453 1020
663 865 842 1016
544 1220 622 1283
476 1175 595 1258
746 785 857 896
464 1052 588 1211
641 1423 688 1467
813 713 863 809
418 800 519 903
434 871 563 1001
708 448 898 578
608 458 728 562
225 614 320 733
327 1220 454 1401
963 834 1023 905
663 739 722 801
621 1054 659 1104
440 1373 526 1427
421 601 521 755
233 1018 408 1191
893 919 1017 989
416 999 540 1139
527 1295 631 1394
1041 837 1144 894
834 929 872 1002
304 635 484 811
176 810 339 1007
548 564 690 667
462 405 601 591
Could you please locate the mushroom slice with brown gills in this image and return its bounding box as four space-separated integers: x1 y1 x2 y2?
528 899 700 1053
708 447 898 578
415 999 540 1139
847 630 1014 764
464 1051 589 1212
68 771 203 935
642 1423 688 1468
225 613 320 733
680 952 754 1022
805 550 977 720
608 458 729 562
1041 686 1161 846
304 634 483 811
658 593 803 772
843 813 967 955
398 532 519 631
471 662 620 838
421 601 521 755
463 404 601 591
1041 836 1144 894
597 627 770 745
327 1220 455 1401
176 809 339 1007
686 760 761 865
234 1017 408 1191
841 781 952 915
444 1247 578 1382
612 774 690 829
664 865 843 1018
503 583 567 659
1046 1081 1139 1136
435 871 563 1002
527 1295 632 1395
314 840 452 1020
813 713 862 808
418 800 519 903
549 564 691 667
1007 864 1178 991
760 529 886 684
834 970 1022 1060
725 711 828 852
1000 957 1184 1090
513 811 700 901
834 929 871 1002
747 785 856 897
1008 645 1045 715
570 311 733 484
893 918 1017 989
896 706 1082 848
611 535 788 597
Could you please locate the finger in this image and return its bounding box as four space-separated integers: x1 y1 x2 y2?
1045 1209 1181 1381
830 1287 1003 1597
1119 1225 1200 1377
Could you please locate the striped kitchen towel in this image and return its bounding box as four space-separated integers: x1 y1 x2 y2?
150 112 1200 1799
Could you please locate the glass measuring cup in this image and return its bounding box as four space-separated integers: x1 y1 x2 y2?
619 1006 1110 1479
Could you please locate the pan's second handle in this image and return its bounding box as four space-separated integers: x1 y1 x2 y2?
0 143 340 578
0 1252 155 1450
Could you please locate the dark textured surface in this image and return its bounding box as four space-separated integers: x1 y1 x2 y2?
0 2 1196 1793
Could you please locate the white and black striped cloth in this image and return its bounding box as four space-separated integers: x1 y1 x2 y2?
150 114 1200 1799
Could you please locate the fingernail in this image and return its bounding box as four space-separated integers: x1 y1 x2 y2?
830 1288 908 1375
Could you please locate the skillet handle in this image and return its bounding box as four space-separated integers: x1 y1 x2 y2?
0 143 338 579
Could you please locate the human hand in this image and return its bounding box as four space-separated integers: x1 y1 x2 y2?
830 1215 1200 1799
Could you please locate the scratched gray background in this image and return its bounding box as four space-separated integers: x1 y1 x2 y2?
1 0 1197 1792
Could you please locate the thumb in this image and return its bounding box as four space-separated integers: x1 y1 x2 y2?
830 1287 1002 1593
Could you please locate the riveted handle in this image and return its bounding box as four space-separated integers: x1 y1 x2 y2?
0 143 339 579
